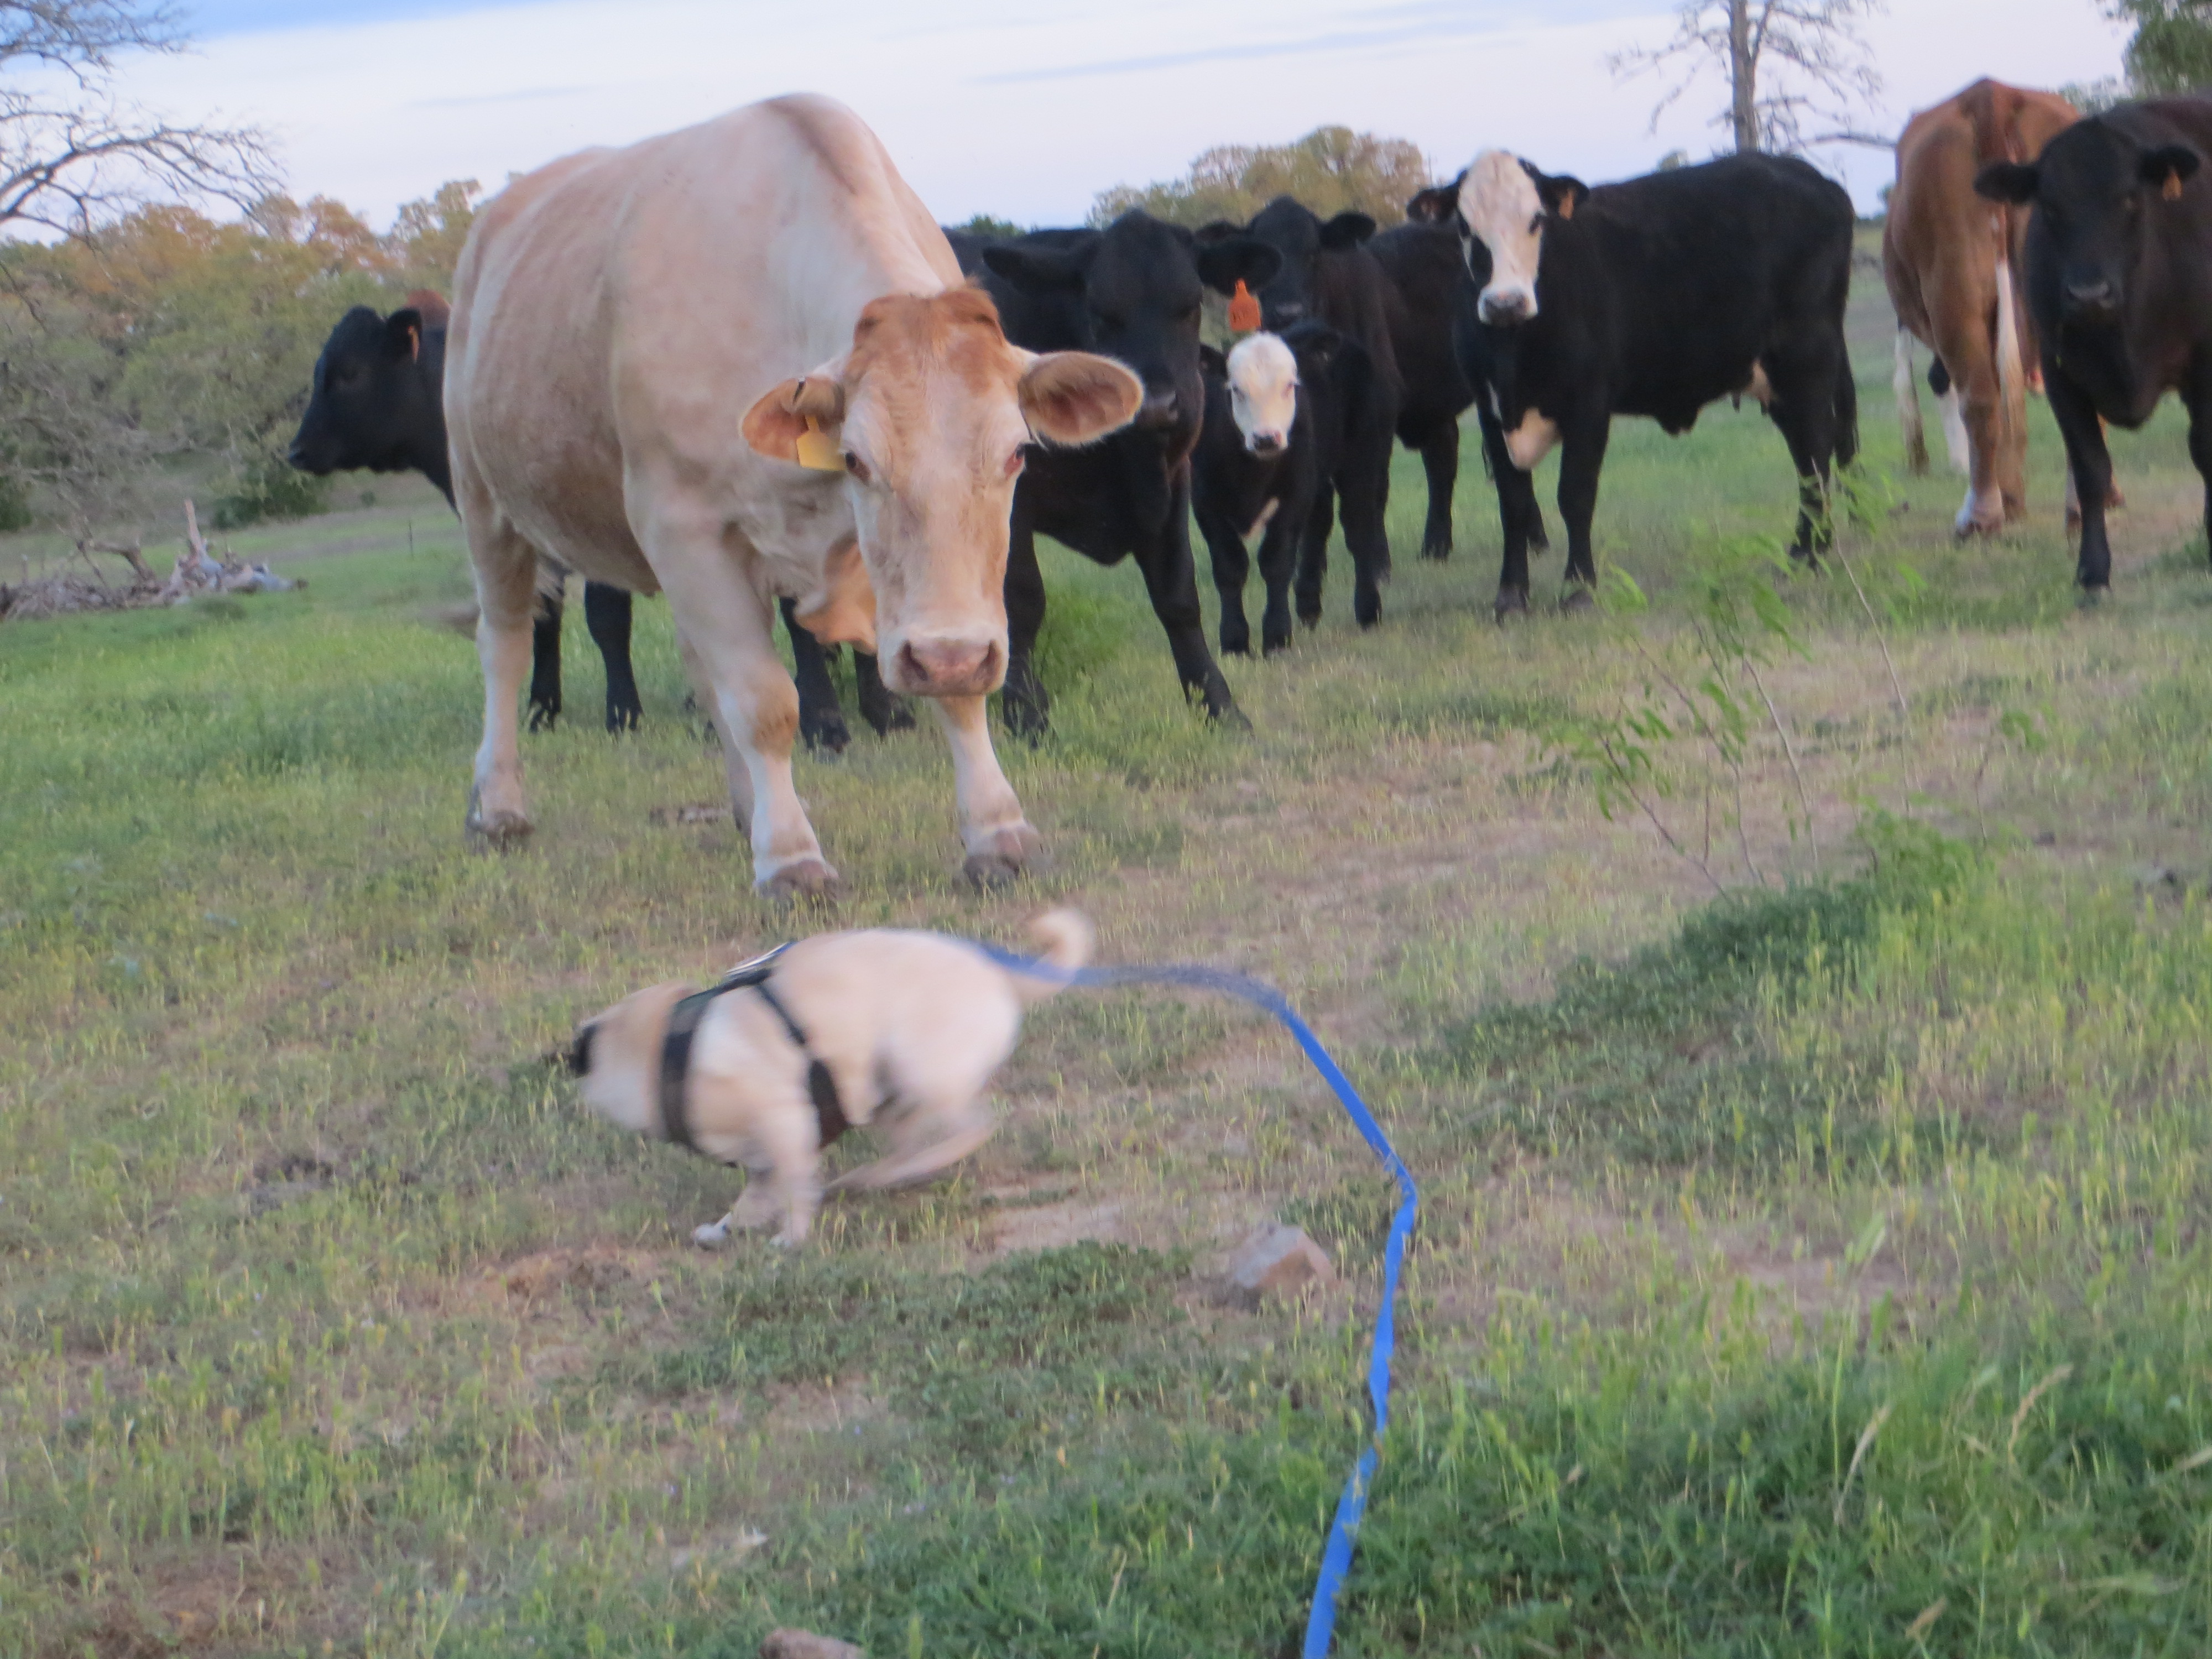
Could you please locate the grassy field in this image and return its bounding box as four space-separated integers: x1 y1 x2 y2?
12 263 2212 1657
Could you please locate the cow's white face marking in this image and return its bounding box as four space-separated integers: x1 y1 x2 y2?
1504 408 1559 472
1227 332 1298 454
1460 150 1546 325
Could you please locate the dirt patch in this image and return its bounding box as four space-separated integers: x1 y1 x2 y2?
991 1198 1126 1255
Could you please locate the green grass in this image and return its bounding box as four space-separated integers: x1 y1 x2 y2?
14 288 2212 1656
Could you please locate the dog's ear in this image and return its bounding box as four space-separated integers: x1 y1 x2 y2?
565 1022 597 1078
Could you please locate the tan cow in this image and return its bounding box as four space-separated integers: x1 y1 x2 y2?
444 97 1141 895
1885 79 2079 536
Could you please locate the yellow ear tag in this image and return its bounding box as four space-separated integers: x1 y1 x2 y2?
1228 279 1262 333
2165 171 2185 202
794 415 843 472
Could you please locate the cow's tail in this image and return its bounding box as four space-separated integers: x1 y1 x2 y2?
1895 327 1928 474
1008 908 1094 1005
1994 251 2026 451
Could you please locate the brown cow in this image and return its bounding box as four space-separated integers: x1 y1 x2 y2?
1885 79 2080 536
444 97 1140 895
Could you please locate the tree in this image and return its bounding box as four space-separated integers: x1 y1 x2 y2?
2 1 276 239
2107 2 2212 95
1609 0 1888 156
1088 126 1430 228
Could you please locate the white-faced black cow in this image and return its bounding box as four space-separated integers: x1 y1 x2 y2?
1193 324 1359 655
1198 200 1396 625
290 293 643 733
1976 97 2212 591
960 211 1279 735
1411 151 1858 616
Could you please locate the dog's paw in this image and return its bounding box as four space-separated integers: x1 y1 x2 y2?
691 1218 732 1249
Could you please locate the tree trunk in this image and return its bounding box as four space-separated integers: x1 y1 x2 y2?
1730 0 1759 152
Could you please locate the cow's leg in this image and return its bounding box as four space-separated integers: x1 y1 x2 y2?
852 651 915 736
1931 290 2006 538
1000 513 1051 740
1477 404 1537 619
527 566 564 732
1254 491 1304 654
583 582 641 733
1416 418 1459 561
1136 475 1240 722
2047 367 2115 589
932 693 1043 884
1295 484 1335 626
2185 378 2212 573
1195 496 1254 656
778 595 852 756
1554 415 1610 603
463 517 541 847
1768 348 1846 565
641 514 834 895
1337 432 1394 629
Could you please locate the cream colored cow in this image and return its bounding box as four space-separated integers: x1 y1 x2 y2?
444 95 1141 894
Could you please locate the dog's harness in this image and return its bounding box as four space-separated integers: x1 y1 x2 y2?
658 946 850 1161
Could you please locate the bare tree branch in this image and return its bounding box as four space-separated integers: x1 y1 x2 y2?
1609 0 1888 158
1 2 276 238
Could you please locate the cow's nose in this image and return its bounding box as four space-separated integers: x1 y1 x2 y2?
1249 432 1285 456
894 636 1003 697
1479 288 1533 326
1135 387 1180 427
2064 278 2117 317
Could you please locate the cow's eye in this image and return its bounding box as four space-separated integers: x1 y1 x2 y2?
1003 448 1025 479
843 452 872 484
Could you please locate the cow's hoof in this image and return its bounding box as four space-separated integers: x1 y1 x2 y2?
800 718 852 758
465 791 534 850
1421 539 1452 562
1219 633 1252 658
1528 528 1552 555
962 822 1044 889
526 703 560 734
1493 588 1530 623
863 698 918 735
2075 584 2109 609
1262 629 1293 655
2109 486 2127 509
759 859 839 903
1209 702 1254 732
1559 586 1596 615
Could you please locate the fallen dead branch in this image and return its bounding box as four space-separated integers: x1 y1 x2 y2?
0 499 305 624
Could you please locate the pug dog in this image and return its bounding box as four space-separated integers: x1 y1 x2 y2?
567 910 1091 1246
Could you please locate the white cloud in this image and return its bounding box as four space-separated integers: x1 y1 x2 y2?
111 0 2127 228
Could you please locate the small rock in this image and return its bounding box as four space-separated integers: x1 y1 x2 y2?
760 1632 867 1659
1221 1223 1337 1308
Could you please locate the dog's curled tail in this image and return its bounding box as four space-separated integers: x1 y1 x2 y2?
1015 907 1094 1004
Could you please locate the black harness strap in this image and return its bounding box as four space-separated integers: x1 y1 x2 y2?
657 947 850 1160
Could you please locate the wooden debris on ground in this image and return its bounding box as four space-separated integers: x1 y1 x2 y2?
0 499 305 623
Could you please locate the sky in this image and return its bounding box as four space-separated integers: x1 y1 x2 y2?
108 0 2133 229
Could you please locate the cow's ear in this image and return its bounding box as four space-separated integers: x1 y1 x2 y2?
1017 351 1144 446
2140 144 2201 196
1193 220 1243 244
385 309 424 363
1319 211 1377 249
742 370 848 465
983 242 1089 294
1405 183 1461 224
1194 235 1282 298
1198 342 1228 379
1974 161 2039 204
1539 174 1590 221
1292 322 1345 369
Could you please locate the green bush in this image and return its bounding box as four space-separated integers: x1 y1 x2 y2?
0 471 32 533
211 453 330 529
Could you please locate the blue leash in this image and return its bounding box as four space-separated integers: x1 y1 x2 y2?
975 947 1420 1657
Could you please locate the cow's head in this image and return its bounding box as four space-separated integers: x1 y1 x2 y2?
1224 331 1300 456
1199 197 1375 331
741 287 1141 699
288 304 440 477
982 211 1279 434
1449 150 1589 326
1977 118 2202 326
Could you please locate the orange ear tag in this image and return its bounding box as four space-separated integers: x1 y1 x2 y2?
794 415 843 472
1228 279 1262 333
2166 172 2185 202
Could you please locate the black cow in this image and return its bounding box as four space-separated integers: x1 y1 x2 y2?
1382 208 1552 559
291 295 642 733
1194 326 1325 654
1199 200 1395 624
1410 150 1857 616
961 212 1279 734
1976 97 2212 589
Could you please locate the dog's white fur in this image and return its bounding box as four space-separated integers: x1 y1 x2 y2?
571 909 1091 1246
